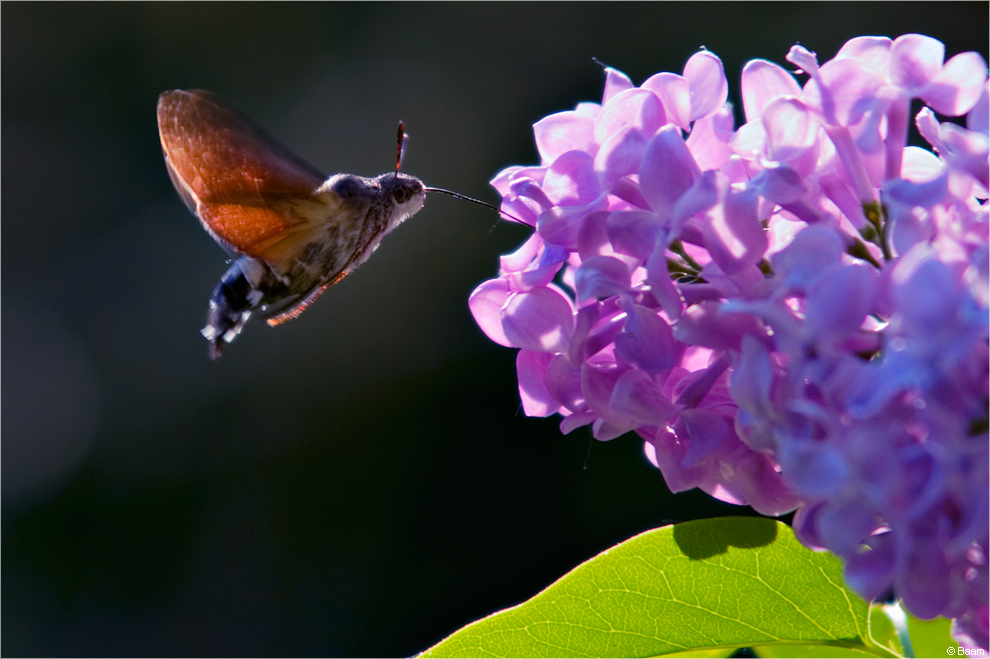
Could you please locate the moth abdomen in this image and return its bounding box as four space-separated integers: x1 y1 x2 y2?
202 257 287 360
158 90 432 358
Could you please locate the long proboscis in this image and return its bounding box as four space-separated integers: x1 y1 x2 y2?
425 187 525 224
394 123 524 224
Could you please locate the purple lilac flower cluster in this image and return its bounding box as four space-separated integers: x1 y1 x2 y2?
470 35 989 647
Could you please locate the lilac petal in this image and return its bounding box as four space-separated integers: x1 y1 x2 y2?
725 452 801 516
721 298 804 355
792 501 828 550
509 177 554 210
609 368 679 427
594 126 649 190
592 418 629 441
787 44 820 76
568 303 600 363
501 285 574 353
582 309 627 359
533 111 598 164
844 531 897 601
614 303 677 373
560 411 596 434
922 51 989 116
702 262 765 302
577 210 613 260
671 170 720 235
685 107 734 171
516 349 559 417
676 301 766 351
648 427 707 493
834 36 892 73
683 50 729 120
730 119 768 160
643 437 660 468
491 165 547 197
843 350 921 419
507 258 566 294
574 255 630 302
730 335 773 435
769 225 845 290
602 66 635 104
646 246 685 321
468 279 513 347
546 353 584 412
502 238 568 292
575 102 601 119
889 34 945 93
900 532 952 618
498 196 539 228
700 185 766 274
581 361 638 428
764 209 807 257
885 449 944 521
681 279 734 308
942 122 990 189
606 209 664 260
610 176 651 210
805 262 879 344
680 409 728 467
753 164 808 205
891 245 959 334
872 87 908 182
680 442 750 507
886 161 947 206
640 125 702 218
594 88 665 145
803 58 884 127
641 72 692 130
500 233 542 273
826 123 878 203
762 96 817 163
491 169 548 227
539 242 571 271
968 82 989 135
816 497 881 555
820 174 869 228
537 201 605 249
741 59 803 122
543 150 601 206
953 609 990 652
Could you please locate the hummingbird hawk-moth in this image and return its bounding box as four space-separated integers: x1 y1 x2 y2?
157 89 432 359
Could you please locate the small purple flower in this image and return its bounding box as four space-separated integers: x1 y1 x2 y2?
471 35 989 646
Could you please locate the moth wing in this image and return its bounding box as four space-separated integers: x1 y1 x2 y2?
157 89 330 261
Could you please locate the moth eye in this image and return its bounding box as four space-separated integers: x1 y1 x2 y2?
392 188 411 203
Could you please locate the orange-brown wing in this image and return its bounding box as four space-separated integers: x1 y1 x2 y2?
157 89 327 258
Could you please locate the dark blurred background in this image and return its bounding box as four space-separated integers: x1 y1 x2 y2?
3 3 986 656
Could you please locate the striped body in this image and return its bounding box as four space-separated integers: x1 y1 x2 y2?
200 172 425 358
157 90 426 358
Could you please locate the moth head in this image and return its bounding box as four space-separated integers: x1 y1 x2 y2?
381 172 427 222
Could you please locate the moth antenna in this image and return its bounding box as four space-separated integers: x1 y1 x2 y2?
424 187 526 225
396 121 408 172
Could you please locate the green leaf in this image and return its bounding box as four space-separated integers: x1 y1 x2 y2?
866 604 905 657
420 517 899 658
751 604 903 657
906 613 954 659
754 644 877 657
